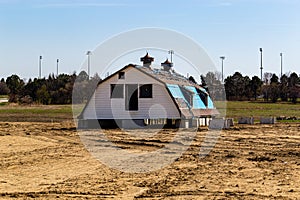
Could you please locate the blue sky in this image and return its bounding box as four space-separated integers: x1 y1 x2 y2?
0 0 299 80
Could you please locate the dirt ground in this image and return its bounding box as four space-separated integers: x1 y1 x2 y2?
0 121 299 199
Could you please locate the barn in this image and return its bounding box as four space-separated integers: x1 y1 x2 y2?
77 53 219 129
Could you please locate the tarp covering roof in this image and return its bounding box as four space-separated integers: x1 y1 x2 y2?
166 84 191 109
183 86 206 109
197 87 214 109
136 65 219 118
207 96 214 109
166 84 218 118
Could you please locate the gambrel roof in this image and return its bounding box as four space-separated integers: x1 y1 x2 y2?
135 65 219 117
78 64 219 119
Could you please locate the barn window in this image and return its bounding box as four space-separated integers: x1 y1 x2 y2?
111 84 124 98
118 72 125 79
139 84 152 98
125 84 138 111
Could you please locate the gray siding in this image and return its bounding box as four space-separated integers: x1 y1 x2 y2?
82 67 180 119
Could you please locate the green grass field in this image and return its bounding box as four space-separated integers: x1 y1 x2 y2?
0 104 73 122
0 101 298 122
215 101 300 120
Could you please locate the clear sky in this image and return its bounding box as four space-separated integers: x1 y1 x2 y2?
0 0 299 81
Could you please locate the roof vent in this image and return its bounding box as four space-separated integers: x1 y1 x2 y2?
161 58 173 71
140 52 154 67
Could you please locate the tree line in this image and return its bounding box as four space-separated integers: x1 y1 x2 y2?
0 70 299 105
199 71 300 103
0 71 100 104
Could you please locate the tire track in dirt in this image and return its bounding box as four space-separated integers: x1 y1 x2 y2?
0 122 299 199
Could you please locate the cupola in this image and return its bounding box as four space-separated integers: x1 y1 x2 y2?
161 58 173 71
140 52 154 67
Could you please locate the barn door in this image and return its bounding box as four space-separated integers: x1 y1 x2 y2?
125 84 138 111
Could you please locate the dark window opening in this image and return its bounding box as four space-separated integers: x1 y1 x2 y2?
125 84 138 110
179 86 193 107
139 84 152 98
118 72 125 79
111 84 124 98
196 88 208 107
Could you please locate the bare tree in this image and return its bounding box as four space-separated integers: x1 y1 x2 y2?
214 71 222 82
263 72 273 84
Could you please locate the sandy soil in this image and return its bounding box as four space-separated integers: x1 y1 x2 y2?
0 122 299 199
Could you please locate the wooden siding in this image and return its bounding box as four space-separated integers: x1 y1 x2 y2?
82 67 180 119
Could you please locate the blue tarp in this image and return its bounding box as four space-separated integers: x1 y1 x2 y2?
196 87 214 109
207 96 214 109
184 86 206 109
166 84 184 99
166 84 191 108
167 84 214 109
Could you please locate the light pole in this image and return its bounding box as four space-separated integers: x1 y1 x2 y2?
168 50 174 63
56 59 59 76
259 48 263 81
39 55 42 79
220 56 225 82
280 53 283 78
86 51 92 78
